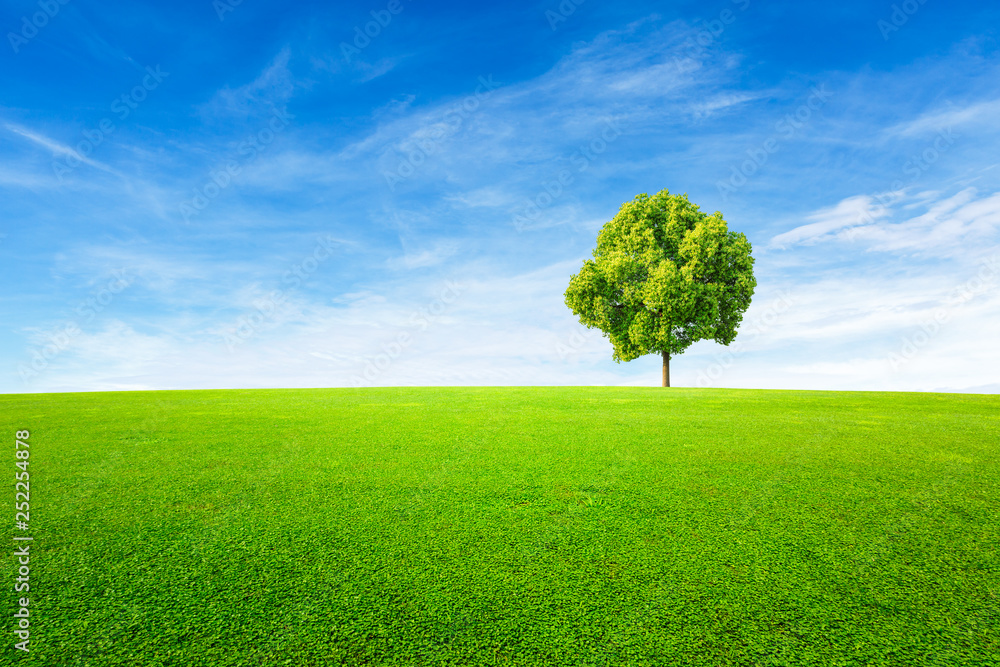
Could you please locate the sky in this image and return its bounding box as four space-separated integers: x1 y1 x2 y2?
1 0 999 394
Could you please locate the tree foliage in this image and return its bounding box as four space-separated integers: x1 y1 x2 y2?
564 190 756 364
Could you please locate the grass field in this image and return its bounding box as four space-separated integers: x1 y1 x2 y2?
2 387 998 666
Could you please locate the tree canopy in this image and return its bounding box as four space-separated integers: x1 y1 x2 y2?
564 190 756 385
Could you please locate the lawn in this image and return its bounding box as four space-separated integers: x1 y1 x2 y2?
2 387 998 666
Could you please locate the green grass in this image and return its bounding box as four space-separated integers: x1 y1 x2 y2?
2 387 998 666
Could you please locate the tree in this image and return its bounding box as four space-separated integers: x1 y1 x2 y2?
564 190 756 387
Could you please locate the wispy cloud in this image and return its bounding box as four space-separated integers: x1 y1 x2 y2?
771 187 1000 256
847 189 1000 254
887 98 1000 138
203 47 296 117
386 241 460 270
770 195 889 248
4 123 120 177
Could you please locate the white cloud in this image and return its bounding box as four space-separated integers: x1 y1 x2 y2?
386 241 460 270
769 195 889 247
887 99 1000 138
204 47 296 117
770 188 1000 256
840 188 1000 254
354 57 403 83
4 123 120 177
689 92 761 119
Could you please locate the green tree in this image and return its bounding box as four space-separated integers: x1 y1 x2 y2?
564 190 756 387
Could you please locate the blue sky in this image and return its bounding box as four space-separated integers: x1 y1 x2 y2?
2 0 999 393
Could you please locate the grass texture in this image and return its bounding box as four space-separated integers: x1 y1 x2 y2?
1 387 998 666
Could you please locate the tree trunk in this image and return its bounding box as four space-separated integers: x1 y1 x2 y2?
662 350 670 388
